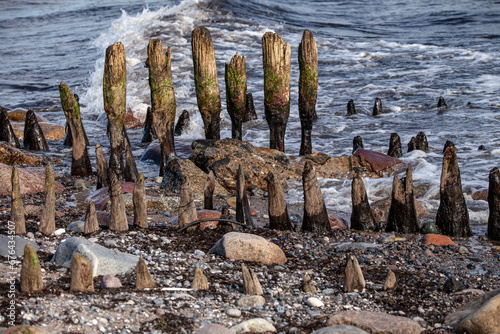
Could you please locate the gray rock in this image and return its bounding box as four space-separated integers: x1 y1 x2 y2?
52 237 138 276
327 311 423 334
100 275 122 289
312 326 369 334
194 324 234 334
66 220 85 233
237 295 266 308
226 308 242 318
420 220 439 234
0 236 39 258
335 242 382 251
377 234 395 244
230 318 276 334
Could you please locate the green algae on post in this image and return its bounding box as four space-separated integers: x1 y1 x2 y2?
225 52 247 140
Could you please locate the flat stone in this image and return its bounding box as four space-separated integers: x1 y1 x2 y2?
0 237 39 258
52 237 139 276
312 326 369 334
237 295 266 308
194 324 234 334
226 308 242 318
209 232 287 265
306 297 324 307
335 242 382 251
352 149 402 173
327 311 423 334
423 234 457 246
230 318 276 334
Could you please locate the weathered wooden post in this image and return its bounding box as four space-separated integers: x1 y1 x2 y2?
133 173 148 229
95 144 108 189
11 164 26 235
107 168 128 232
347 100 356 116
103 42 127 178
265 171 292 230
262 32 291 152
436 144 472 237
488 167 500 240
372 97 382 116
84 198 99 235
59 83 92 177
24 110 49 151
350 175 377 231
179 175 197 232
298 29 318 155
191 27 221 140
20 243 43 292
243 93 257 122
123 128 138 182
437 96 447 108
302 161 330 233
204 170 215 210
225 52 247 140
353 136 363 154
0 107 20 148
141 107 157 143
236 165 254 228
70 253 94 292
387 133 402 158
39 164 55 236
147 39 177 175
174 110 190 136
386 166 419 234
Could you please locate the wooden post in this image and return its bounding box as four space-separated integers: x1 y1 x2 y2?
416 132 428 151
387 133 402 158
236 165 254 228
103 42 127 178
243 93 257 122
136 257 155 290
438 96 447 108
141 106 157 143
350 175 377 231
347 99 356 116
0 107 20 148
488 167 500 240
95 143 108 189
301 161 330 233
123 127 138 182
204 170 215 210
24 110 49 151
372 97 382 116
11 164 26 235
133 173 148 228
265 171 292 230
179 175 197 232
20 243 43 292
107 168 128 232
298 29 318 155
191 27 221 140
344 254 365 292
436 144 472 237
262 32 291 152
242 263 263 295
386 166 419 234
39 164 55 236
147 39 177 175
84 198 99 235
192 267 209 290
225 52 247 140
70 253 94 292
353 136 363 154
174 110 190 136
59 83 92 177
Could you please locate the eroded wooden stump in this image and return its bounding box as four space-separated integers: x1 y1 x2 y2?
39 164 55 236
350 174 377 231
225 52 247 140
302 161 330 233
133 173 148 229
20 243 43 292
265 171 292 231
386 166 419 234
11 164 26 235
488 167 500 240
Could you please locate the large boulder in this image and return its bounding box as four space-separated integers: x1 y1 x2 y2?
0 163 64 195
0 236 39 258
445 288 500 333
326 311 423 334
352 149 403 174
209 232 287 265
52 237 138 276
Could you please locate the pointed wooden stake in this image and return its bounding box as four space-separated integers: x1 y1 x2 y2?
372 98 382 116
107 168 128 232
387 166 419 234
123 127 138 182
242 263 263 295
174 110 190 136
347 99 356 116
191 27 221 140
225 52 247 140
353 136 363 154
95 143 108 189
302 161 330 233
39 164 55 236
70 253 94 292
387 133 402 158
0 107 20 148
147 39 177 175
204 170 215 210
236 165 254 228
192 267 209 290
84 198 99 235
344 254 365 292
179 175 197 232
59 82 92 177
243 93 257 122
384 270 397 291
141 106 157 143
133 173 148 228
103 42 126 178
265 171 292 231
136 257 155 290
20 243 43 292
11 164 26 235
298 29 318 155
350 175 377 231
262 32 291 152
24 110 49 151
437 96 447 108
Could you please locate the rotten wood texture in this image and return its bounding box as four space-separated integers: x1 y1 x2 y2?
70 253 94 292
242 263 263 295
179 175 197 232
191 27 221 140
39 164 55 236
95 143 108 189
141 106 157 143
436 145 472 237
103 42 126 178
262 32 291 152
59 83 92 177
386 166 419 234
350 174 377 231
136 257 155 290
133 173 148 228
107 167 128 232
24 110 49 151
488 167 500 240
344 254 365 293
204 170 215 210
298 29 318 156
387 132 403 158
123 127 138 182
20 243 43 292
265 171 292 231
243 93 257 122
11 164 26 235
147 39 177 175
84 198 99 235
236 164 254 228
372 97 382 116
301 160 330 233
0 106 20 148
225 52 247 140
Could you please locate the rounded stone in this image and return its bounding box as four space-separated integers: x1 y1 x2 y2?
306 297 324 308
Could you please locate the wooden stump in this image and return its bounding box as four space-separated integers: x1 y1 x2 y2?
179 175 197 232
298 29 318 155
372 97 382 116
302 274 317 294
262 32 291 152
84 198 99 235
242 263 263 295
39 164 55 236
174 110 190 136
387 133 402 158
350 174 377 231
386 166 419 234
344 254 365 292
225 52 247 140
436 145 472 237
415 132 428 151
353 136 363 154
70 253 94 292
24 110 49 151
438 96 447 108
236 165 254 228
123 127 138 182
191 27 221 140
133 173 148 228
136 257 155 290
204 170 215 210
147 39 177 175
141 106 157 143
488 167 500 240
384 270 397 291
103 42 126 178
0 107 20 148
107 168 128 232
59 82 92 177
265 171 292 231
301 161 330 233
243 93 257 122
95 143 108 189
347 99 356 116
11 164 26 235
20 243 43 292
192 267 209 290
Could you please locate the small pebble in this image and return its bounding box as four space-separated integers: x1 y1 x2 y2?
306 297 324 308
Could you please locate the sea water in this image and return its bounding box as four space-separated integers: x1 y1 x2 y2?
0 0 499 227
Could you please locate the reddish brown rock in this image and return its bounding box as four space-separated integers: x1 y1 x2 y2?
124 108 142 129
0 163 64 195
12 122 65 140
352 149 402 173
87 182 136 211
95 211 134 227
196 209 222 229
423 234 457 246
329 214 347 230
8 109 48 122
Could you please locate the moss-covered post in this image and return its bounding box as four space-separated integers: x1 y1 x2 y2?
59 83 92 177
39 164 55 236
147 39 177 175
298 30 318 155
11 164 26 235
262 32 291 152
103 42 126 178
225 52 247 140
191 27 221 140
20 243 43 292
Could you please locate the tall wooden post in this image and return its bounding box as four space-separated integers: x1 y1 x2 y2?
147 39 177 176
298 30 318 155
225 53 247 140
191 27 221 140
488 167 500 240
262 32 291 152
103 42 127 178
39 164 55 236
